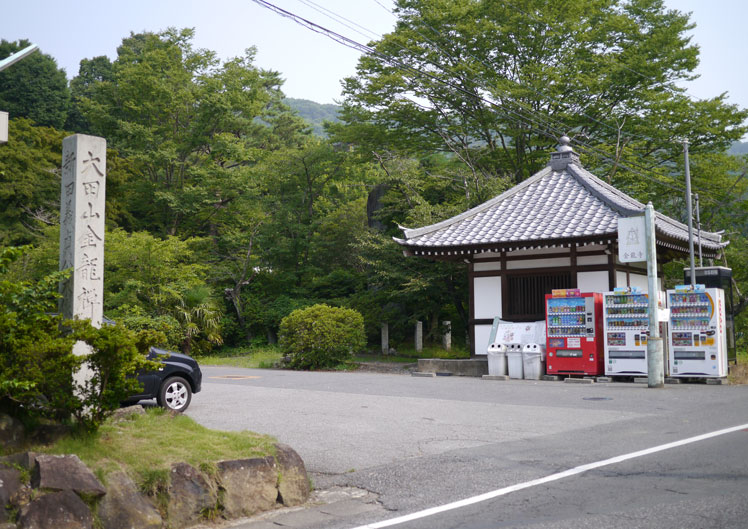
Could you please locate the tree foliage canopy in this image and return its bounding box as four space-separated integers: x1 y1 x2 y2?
0 39 70 129
331 0 748 200
2 11 747 362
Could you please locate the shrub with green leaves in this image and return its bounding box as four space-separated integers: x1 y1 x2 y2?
0 246 160 431
279 304 365 370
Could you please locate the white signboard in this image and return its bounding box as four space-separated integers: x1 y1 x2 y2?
495 321 546 346
618 215 646 263
0 111 7 144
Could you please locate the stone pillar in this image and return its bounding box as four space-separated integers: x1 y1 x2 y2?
59 134 106 327
381 323 389 355
59 135 106 388
415 321 423 353
442 321 452 351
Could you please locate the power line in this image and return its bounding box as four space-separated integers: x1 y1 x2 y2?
368 0 694 149
357 0 700 191
297 0 381 42
251 0 704 199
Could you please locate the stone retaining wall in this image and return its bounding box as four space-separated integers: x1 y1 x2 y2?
0 444 309 528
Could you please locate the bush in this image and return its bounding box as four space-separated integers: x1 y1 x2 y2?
0 246 160 432
279 304 365 370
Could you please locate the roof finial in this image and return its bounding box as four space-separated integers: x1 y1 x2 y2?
558 135 572 152
549 134 581 170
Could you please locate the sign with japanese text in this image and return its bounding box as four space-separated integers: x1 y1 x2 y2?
59 134 106 327
618 215 646 263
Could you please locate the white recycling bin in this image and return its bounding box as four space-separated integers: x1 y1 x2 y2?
487 343 508 376
506 343 524 379
522 343 545 380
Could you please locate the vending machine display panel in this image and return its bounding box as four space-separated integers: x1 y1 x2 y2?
545 292 603 375
603 288 650 375
667 286 727 378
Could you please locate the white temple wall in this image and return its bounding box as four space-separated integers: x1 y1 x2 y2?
473 276 502 320
577 271 609 293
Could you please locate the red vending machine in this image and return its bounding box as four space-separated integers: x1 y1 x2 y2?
545 290 604 376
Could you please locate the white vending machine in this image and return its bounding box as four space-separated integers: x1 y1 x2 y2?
667 285 727 378
603 288 650 376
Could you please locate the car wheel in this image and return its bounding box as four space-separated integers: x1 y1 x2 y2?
157 376 192 412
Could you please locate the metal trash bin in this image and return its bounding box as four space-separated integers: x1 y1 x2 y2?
522 343 545 380
487 343 508 376
506 343 524 379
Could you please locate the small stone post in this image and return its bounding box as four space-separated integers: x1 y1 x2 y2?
415 321 423 353
442 321 452 351
59 134 106 387
381 323 389 355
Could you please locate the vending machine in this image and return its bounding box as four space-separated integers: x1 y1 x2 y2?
667 285 727 378
603 288 650 376
545 289 604 376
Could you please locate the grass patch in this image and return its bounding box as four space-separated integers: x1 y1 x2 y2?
200 343 468 370
199 345 284 369
354 354 419 364
34 409 277 484
368 344 470 361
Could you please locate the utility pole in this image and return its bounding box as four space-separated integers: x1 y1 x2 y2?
683 140 696 286
645 202 664 388
695 193 703 267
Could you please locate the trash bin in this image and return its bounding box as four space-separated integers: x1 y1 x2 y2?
506 343 524 379
487 343 507 376
522 343 545 380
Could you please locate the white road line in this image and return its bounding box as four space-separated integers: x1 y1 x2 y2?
351 422 748 529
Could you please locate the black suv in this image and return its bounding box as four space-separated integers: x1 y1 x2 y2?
124 347 203 412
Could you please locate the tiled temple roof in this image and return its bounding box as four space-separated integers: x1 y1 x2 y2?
395 137 723 257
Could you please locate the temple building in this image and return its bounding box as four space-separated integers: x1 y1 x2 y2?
394 137 725 354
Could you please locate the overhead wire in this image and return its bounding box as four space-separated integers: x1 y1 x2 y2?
364 0 695 192
369 0 665 147
297 0 381 42
251 0 710 199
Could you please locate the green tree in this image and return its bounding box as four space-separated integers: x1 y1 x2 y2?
0 118 65 245
173 285 223 356
104 229 221 354
79 28 308 238
0 40 70 129
331 0 748 196
65 55 114 134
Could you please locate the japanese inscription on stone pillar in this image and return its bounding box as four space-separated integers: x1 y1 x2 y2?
59 134 106 328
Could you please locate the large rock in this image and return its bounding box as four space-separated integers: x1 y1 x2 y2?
167 462 216 527
0 452 38 471
217 456 278 518
0 414 25 452
32 455 105 498
274 443 310 506
0 466 22 512
97 471 162 529
108 405 145 424
17 489 93 529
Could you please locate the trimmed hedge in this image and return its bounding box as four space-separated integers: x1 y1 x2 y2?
279 304 365 370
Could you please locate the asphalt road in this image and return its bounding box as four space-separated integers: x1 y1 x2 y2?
186 366 748 529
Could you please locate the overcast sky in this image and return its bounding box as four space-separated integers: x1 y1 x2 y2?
2 0 747 113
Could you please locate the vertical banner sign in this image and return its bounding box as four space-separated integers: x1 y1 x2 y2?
618 215 646 263
59 134 106 328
